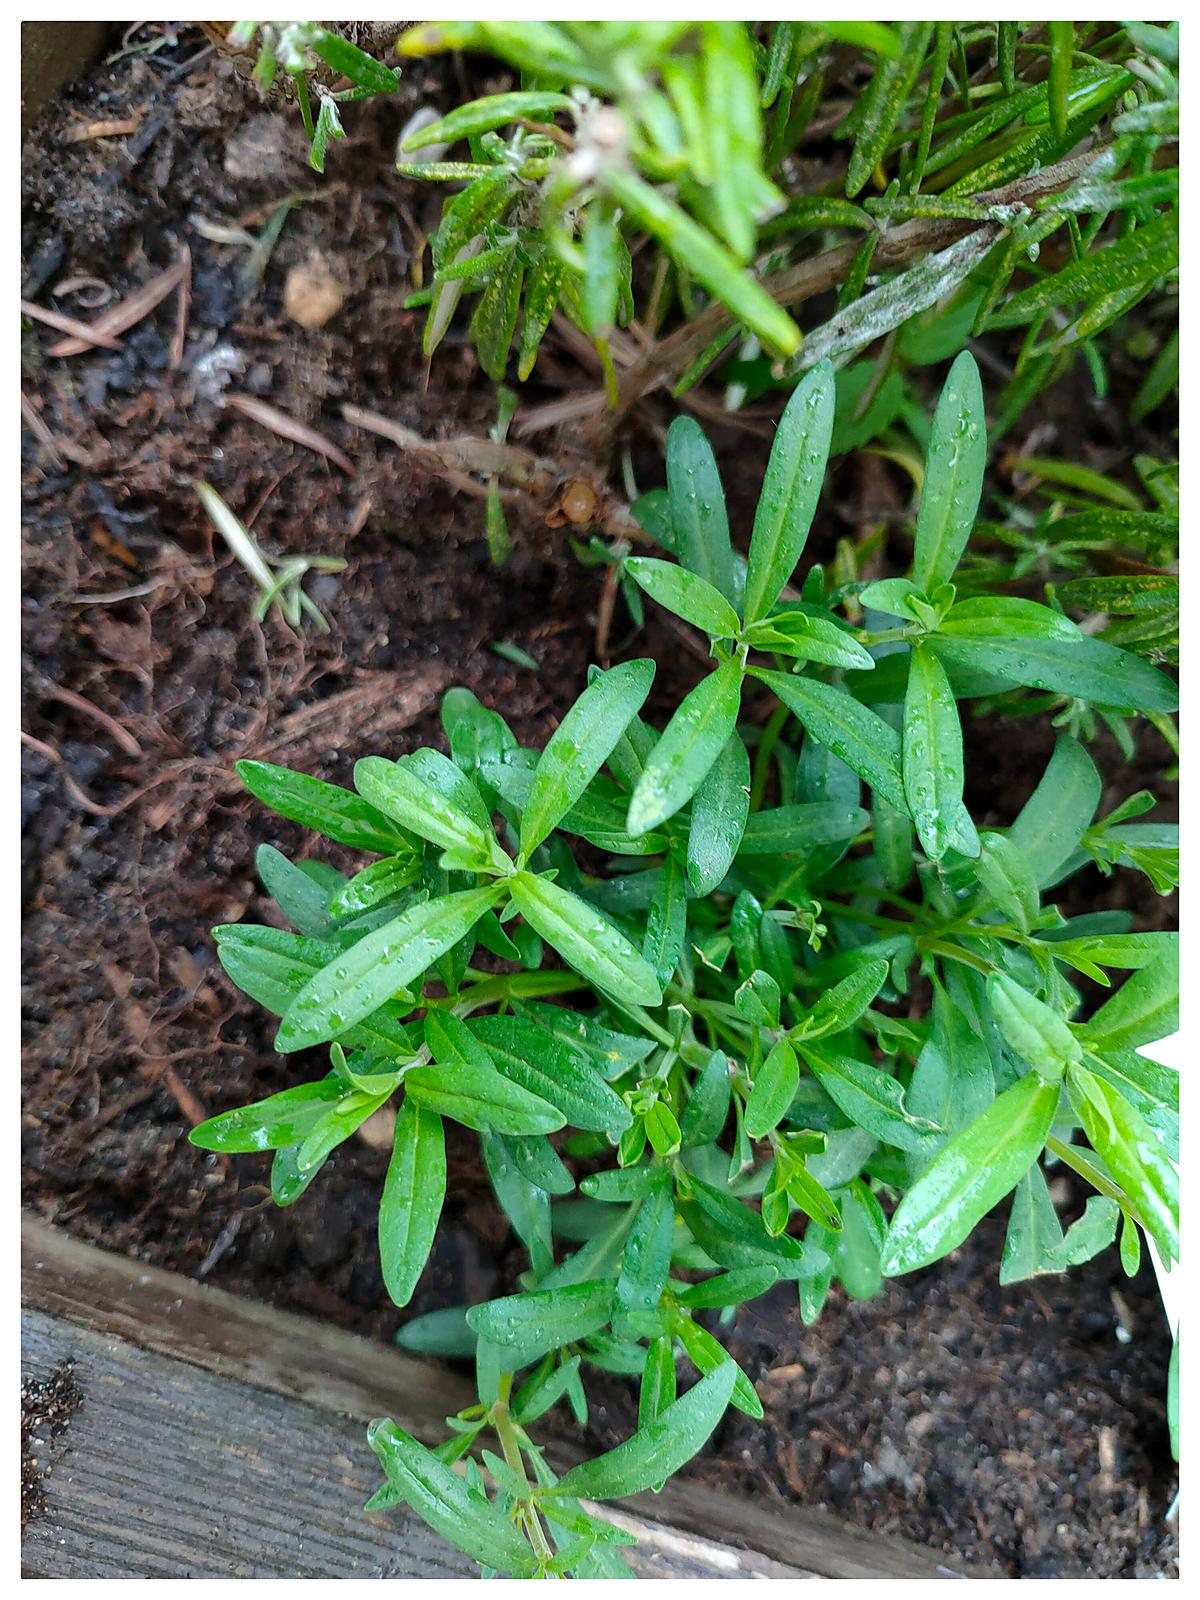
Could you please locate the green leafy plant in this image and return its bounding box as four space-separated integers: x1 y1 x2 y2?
192 357 1177 1576
230 21 1177 423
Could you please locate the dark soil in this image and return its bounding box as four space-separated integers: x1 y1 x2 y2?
22 25 1177 1580
21 1358 83 1530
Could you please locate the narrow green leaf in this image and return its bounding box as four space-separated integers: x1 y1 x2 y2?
549 1362 737 1501
468 1280 617 1368
751 669 907 815
191 1079 346 1154
881 1072 1060 1275
407 1055 562 1139
310 29 398 93
744 1040 800 1139
367 1421 536 1576
674 1318 762 1419
743 610 875 670
615 1174 675 1333
989 210 1179 330
699 20 766 263
355 755 493 859
418 1011 564 1135
987 973 1080 1083
275 884 503 1051
624 558 740 639
805 1046 939 1155
628 659 744 836
738 801 868 856
481 1128 553 1279
642 850 687 988
903 641 975 860
1066 1066 1177 1261
999 1166 1119 1285
793 959 889 1041
673 1267 778 1309
638 1336 677 1429
665 415 736 604
686 733 750 895
470 248 524 382
679 1174 805 1270
213 925 416 1055
742 362 835 624
844 21 935 197
379 1099 445 1307
470 1013 633 1135
834 1179 887 1300
911 351 986 593
930 633 1178 714
236 759 412 855
393 1306 476 1358
680 1049 732 1148
1009 736 1101 888
256 844 340 939
402 90 573 151
511 871 662 1008
779 1153 842 1232
519 658 655 856
603 166 801 356
938 596 1083 643
1079 945 1179 1052
975 832 1039 931
330 854 422 917
517 246 563 381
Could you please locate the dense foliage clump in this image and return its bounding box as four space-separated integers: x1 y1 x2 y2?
194 351 1178 1576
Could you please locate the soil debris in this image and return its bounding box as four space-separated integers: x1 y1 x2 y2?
21 1359 83 1530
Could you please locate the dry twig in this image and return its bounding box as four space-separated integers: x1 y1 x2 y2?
47 257 190 358
226 394 357 477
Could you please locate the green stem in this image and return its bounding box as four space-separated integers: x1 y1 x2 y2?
292 71 316 142
921 937 995 975
749 701 790 812
1045 1134 1136 1215
492 1399 556 1569
436 971 591 1012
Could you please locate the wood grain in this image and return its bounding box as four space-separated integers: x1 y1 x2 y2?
22 1217 983 1580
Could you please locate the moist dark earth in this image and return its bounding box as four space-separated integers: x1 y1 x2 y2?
22 26 1178 1578
21 1358 83 1531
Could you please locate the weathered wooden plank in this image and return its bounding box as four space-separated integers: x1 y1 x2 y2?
22 1217 980 1579
21 1310 802 1580
21 21 112 132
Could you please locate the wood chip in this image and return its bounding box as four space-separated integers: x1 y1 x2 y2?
64 115 144 142
47 258 189 357
355 1105 397 1152
283 252 345 329
169 243 191 371
1097 1425 1118 1493
225 394 356 477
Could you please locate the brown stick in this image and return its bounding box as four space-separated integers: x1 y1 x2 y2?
20 393 65 469
39 681 143 758
594 147 1104 438
20 299 123 351
226 394 356 477
169 243 192 371
47 258 189 357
